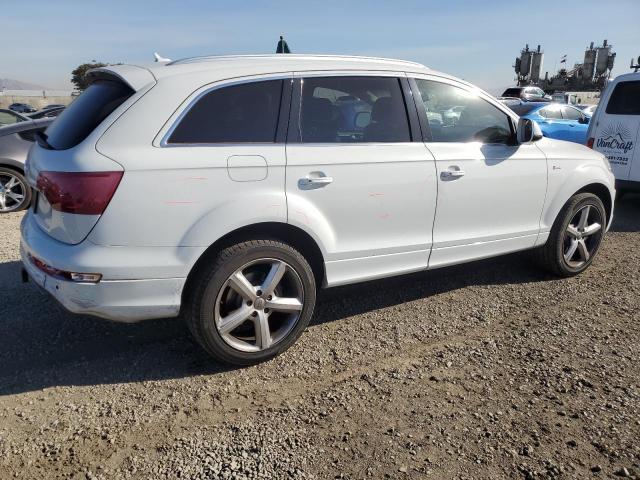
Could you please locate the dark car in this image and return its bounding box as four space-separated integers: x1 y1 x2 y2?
500 86 551 102
0 108 30 127
8 103 37 113
0 118 53 212
29 106 65 119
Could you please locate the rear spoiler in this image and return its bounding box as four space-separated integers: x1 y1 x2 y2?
86 65 156 91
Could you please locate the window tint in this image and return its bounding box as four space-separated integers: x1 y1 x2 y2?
606 81 640 115
45 80 134 150
415 79 513 143
168 80 283 144
561 106 582 120
299 76 410 143
539 106 562 119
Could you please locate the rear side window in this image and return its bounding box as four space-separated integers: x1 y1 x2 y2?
415 79 513 144
509 104 539 116
606 81 640 115
299 76 411 143
539 106 562 119
561 106 582 120
45 80 134 150
168 80 283 144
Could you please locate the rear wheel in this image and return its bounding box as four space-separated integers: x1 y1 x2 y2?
184 240 316 365
535 193 606 277
0 167 31 213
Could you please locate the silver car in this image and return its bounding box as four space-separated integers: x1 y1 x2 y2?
0 119 53 212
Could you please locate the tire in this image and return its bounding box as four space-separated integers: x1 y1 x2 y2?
0 167 32 213
184 240 317 365
535 193 606 277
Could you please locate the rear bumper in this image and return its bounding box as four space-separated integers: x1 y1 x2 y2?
20 212 193 322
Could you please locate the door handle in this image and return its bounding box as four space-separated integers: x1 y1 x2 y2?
440 168 465 180
298 172 333 189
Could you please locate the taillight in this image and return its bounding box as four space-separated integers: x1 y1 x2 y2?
587 137 595 149
36 171 123 215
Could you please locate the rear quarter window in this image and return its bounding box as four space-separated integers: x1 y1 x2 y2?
44 79 134 150
606 81 640 115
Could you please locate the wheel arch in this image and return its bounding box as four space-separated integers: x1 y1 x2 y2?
181 222 327 311
574 182 614 226
0 159 25 173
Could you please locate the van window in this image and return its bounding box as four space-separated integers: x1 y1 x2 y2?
45 80 134 150
606 81 640 115
299 76 411 143
168 80 283 144
415 79 513 144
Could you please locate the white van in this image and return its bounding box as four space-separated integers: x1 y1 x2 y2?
587 72 640 192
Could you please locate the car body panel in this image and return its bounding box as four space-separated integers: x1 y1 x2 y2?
20 55 616 322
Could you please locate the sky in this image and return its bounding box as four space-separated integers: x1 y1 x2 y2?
2 0 639 94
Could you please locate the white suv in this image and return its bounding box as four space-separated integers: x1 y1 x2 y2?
21 55 615 365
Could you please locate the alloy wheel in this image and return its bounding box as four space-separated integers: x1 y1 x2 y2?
563 204 603 269
0 172 27 213
214 258 304 352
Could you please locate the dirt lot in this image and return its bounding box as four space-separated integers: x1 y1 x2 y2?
1 197 639 480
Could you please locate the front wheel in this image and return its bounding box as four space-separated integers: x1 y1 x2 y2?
535 193 606 277
184 240 317 365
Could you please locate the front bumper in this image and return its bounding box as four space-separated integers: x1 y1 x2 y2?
20 213 189 322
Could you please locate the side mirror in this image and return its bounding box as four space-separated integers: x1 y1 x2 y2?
579 116 590 124
517 118 543 143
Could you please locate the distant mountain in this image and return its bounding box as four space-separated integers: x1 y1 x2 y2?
0 78 46 90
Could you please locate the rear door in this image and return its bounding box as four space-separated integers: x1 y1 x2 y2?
285 73 437 285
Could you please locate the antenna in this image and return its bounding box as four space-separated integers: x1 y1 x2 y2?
154 52 172 63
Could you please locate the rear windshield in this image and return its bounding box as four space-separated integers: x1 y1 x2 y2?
502 88 522 97
509 104 539 116
606 81 640 115
45 79 134 150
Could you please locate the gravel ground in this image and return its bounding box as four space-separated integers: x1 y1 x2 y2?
1 196 639 480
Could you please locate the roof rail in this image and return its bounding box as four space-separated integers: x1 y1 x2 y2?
167 53 427 69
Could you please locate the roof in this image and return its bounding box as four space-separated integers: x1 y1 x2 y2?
92 54 482 98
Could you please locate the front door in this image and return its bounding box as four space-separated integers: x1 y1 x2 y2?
285 74 438 286
411 77 548 268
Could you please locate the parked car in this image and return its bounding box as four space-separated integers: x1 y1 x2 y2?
500 86 551 102
510 102 590 144
587 72 640 192
8 103 37 113
0 108 29 127
29 107 65 119
0 118 53 212
21 55 615 365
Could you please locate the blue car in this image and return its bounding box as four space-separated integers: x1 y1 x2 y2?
510 102 590 144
